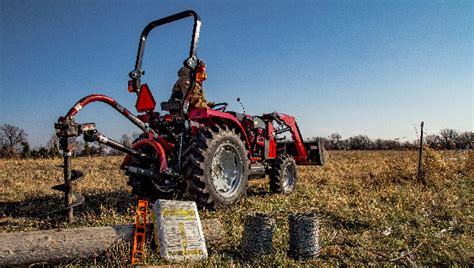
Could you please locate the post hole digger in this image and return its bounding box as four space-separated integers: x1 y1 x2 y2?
54 10 327 223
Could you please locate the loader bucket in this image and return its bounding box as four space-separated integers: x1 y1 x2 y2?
305 140 328 166
278 140 328 166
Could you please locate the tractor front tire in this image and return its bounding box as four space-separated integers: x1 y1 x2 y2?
270 154 297 194
183 125 249 209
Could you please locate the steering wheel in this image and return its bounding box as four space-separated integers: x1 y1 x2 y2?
212 102 228 112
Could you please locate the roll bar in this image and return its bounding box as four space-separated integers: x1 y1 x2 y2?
129 10 201 93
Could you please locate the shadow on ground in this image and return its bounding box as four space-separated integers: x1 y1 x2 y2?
1 190 137 229
246 182 272 197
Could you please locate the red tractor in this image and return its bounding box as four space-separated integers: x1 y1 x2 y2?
54 10 326 219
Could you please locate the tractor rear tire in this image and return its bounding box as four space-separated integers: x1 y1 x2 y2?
183 125 249 208
126 142 182 201
270 154 297 194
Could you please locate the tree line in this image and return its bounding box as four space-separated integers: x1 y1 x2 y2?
0 124 138 159
0 123 472 159
310 130 473 150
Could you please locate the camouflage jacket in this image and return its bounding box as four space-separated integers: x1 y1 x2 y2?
170 67 213 109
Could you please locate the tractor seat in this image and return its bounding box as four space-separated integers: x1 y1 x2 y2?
160 100 181 111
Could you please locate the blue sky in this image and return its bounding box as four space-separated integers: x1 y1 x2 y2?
0 0 472 147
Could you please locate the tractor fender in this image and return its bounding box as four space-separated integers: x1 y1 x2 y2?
120 138 168 172
188 109 251 150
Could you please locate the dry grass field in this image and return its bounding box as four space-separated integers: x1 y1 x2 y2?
1 150 472 266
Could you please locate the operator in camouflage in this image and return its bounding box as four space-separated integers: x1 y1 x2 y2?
169 60 214 110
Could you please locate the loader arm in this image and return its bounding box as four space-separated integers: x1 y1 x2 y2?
275 113 308 162
262 113 308 163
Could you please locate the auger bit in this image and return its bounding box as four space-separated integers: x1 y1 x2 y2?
53 117 94 223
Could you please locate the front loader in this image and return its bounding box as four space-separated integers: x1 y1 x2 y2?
53 10 327 222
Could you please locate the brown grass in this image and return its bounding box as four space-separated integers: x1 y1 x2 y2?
1 150 472 265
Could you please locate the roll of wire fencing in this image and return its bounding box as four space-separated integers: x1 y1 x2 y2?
241 213 275 259
288 212 320 260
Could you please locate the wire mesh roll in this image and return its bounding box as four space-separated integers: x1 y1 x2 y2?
288 212 320 260
241 213 275 258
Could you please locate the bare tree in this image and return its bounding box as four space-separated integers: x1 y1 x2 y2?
0 124 28 158
425 134 441 149
46 134 59 149
120 134 132 147
73 138 84 156
131 132 141 141
347 135 372 150
373 138 387 150
329 133 342 149
455 131 473 149
20 142 31 158
46 134 61 158
439 129 459 150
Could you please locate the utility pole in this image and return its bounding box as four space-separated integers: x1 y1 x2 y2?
417 121 424 182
